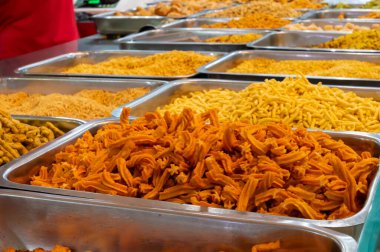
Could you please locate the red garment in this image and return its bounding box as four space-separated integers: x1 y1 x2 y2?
0 0 79 59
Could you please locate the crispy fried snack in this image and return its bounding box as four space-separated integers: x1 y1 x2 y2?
31 108 379 220
3 245 71 252
0 110 64 166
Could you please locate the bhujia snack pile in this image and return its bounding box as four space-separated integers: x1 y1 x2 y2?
0 110 64 166
226 58 380 79
62 51 216 77
31 108 379 220
0 88 150 120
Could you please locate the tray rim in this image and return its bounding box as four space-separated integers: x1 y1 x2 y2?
0 188 357 252
116 28 273 46
197 49 380 83
16 50 225 80
247 30 380 53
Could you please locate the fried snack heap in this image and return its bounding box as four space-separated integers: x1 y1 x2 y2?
205 33 263 43
62 51 216 77
226 58 380 79
204 1 301 18
114 0 231 18
31 108 379 220
3 245 70 252
284 0 326 9
201 14 291 29
0 110 64 166
251 241 280 252
317 30 380 50
159 77 380 132
359 12 380 19
285 22 380 31
0 89 150 120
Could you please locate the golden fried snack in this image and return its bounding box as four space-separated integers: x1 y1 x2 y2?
359 12 380 19
205 33 263 43
251 240 280 252
0 88 150 120
31 108 379 220
316 30 380 50
62 51 216 77
115 0 231 18
226 58 380 79
3 245 71 252
159 77 380 132
0 109 64 166
201 13 290 29
204 1 301 18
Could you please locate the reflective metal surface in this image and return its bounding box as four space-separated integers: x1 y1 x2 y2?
117 28 271 52
248 31 380 53
0 77 166 94
160 18 290 30
0 189 357 252
112 79 380 118
300 9 380 19
198 50 380 85
284 18 380 31
16 50 225 80
0 86 379 239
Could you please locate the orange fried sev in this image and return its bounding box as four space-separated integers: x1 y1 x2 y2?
251 240 280 252
30 108 379 220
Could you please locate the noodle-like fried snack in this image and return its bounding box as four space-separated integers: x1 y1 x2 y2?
205 33 263 43
62 51 217 77
201 14 290 29
31 108 379 220
159 77 380 132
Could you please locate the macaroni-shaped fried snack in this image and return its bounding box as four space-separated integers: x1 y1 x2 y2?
31 108 379 220
158 77 380 132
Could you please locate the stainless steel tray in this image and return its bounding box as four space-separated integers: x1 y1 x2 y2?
93 11 175 35
12 115 85 133
247 31 380 53
116 28 271 52
160 17 289 30
198 50 380 85
0 77 166 94
2 103 380 239
284 18 380 31
16 50 224 80
300 9 380 19
0 189 357 252
112 79 380 118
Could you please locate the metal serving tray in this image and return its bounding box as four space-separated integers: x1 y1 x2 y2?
0 189 357 252
300 9 380 19
198 50 380 85
116 28 271 52
16 50 224 80
247 31 380 53
283 18 380 31
93 11 175 35
112 79 380 118
12 115 85 133
1 86 380 239
0 77 166 94
160 17 289 30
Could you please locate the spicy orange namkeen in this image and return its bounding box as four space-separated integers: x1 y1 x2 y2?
31 108 379 220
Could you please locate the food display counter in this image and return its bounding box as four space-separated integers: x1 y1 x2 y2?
1 0 380 251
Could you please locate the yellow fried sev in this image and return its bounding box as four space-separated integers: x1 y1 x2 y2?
158 77 380 132
62 51 216 77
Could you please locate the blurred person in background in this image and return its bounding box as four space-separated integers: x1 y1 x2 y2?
0 0 79 60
